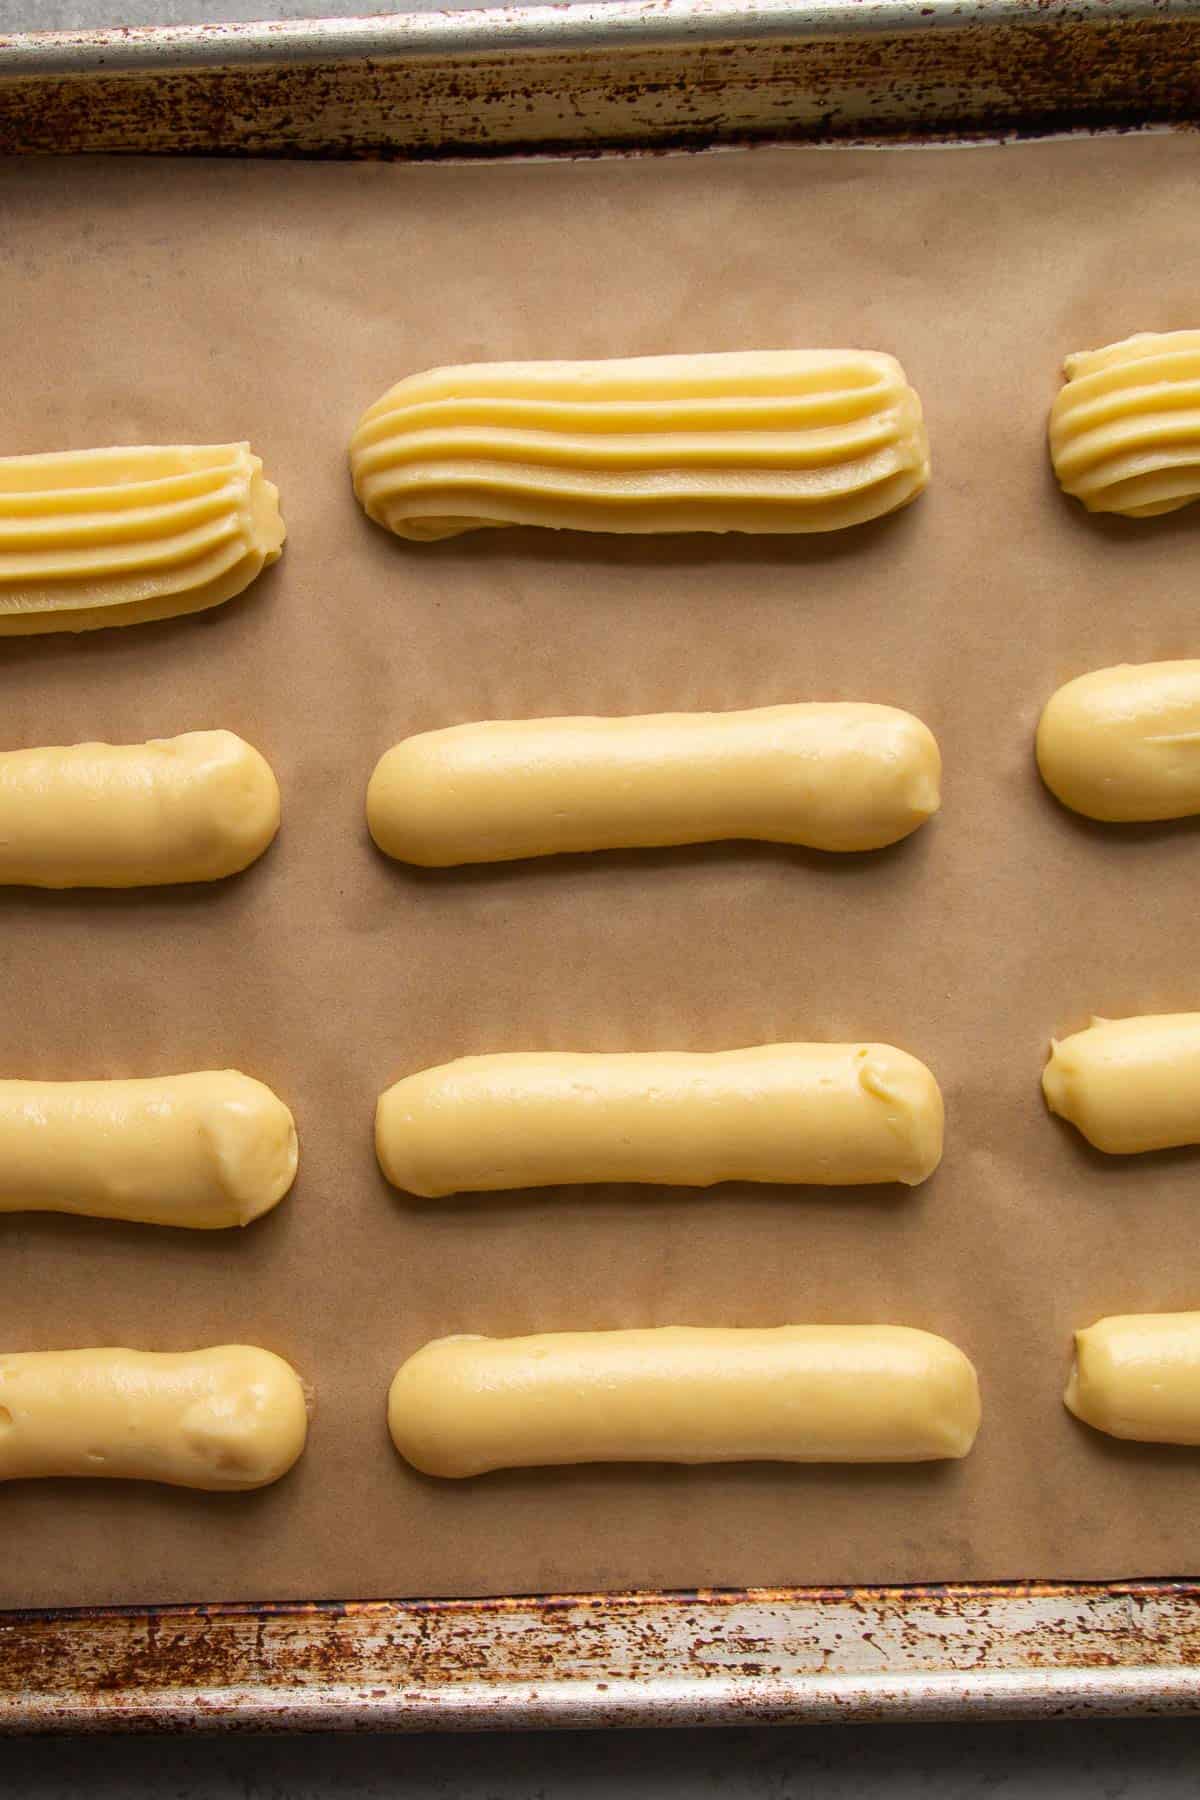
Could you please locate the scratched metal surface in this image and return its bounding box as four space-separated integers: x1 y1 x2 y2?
2 1583 1200 1730
3 0 1200 159
3 0 1200 1733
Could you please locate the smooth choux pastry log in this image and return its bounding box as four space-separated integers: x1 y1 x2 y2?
1037 661 1200 823
0 1346 308 1488
350 350 930 539
0 1071 298 1227
0 731 280 887
1050 331 1200 517
387 1326 982 1476
376 1042 944 1197
1066 1313 1200 1444
1043 1014 1200 1154
0 442 284 633
367 703 941 865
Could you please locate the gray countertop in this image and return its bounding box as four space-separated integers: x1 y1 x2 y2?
2 1716 1199 1796
2 1 1198 1789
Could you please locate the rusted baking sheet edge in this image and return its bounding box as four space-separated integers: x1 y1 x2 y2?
0 1580 1198 1731
1 0 1200 159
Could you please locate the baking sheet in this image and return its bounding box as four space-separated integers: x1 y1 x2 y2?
2 134 1200 1607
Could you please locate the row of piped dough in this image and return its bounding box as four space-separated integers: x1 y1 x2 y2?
2 662 1197 892
6 1312 1200 1490
0 1016 1196 1232
1 333 1196 635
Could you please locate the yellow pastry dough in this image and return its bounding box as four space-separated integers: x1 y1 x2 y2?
0 1346 308 1488
387 1325 981 1476
1043 1014 1200 1154
376 1042 944 1197
1037 661 1200 823
1050 331 1200 516
367 703 941 865
350 350 930 539
0 731 280 887
0 442 284 633
0 1070 298 1227
1066 1313 1200 1444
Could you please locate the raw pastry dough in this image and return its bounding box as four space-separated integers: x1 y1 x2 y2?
0 1346 308 1488
1037 661 1200 822
367 703 941 865
0 731 280 887
1049 331 1200 516
350 350 930 539
1066 1313 1200 1444
1043 1014 1200 1154
376 1042 944 1197
0 1070 298 1227
387 1325 981 1476
0 442 284 633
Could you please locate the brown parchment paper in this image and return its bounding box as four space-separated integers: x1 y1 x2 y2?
3 133 1200 1607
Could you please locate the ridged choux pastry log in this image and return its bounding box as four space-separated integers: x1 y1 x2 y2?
0 731 280 887
0 442 285 633
1066 1313 1200 1444
0 1346 308 1488
1037 661 1200 823
1043 1014 1200 1154
1050 331 1200 517
376 1042 944 1197
367 703 941 865
387 1326 982 1476
350 350 930 540
0 1071 298 1227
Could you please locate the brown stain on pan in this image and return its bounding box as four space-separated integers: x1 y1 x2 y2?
1 1580 1200 1730
2 0 1200 1731
2 10 1200 158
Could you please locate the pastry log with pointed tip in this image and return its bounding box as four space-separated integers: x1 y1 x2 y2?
1067 1313 1200 1445
0 1346 308 1488
350 350 930 539
367 703 941 865
1043 1013 1200 1153
376 1042 944 1197
0 1071 298 1228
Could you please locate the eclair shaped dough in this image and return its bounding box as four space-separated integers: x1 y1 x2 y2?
0 731 280 887
350 350 930 539
0 1346 308 1488
1050 332 1200 517
1066 1313 1200 1445
1043 1014 1200 1154
387 1326 981 1476
1037 662 1200 823
0 443 284 633
0 1071 297 1227
376 1043 944 1197
367 703 941 866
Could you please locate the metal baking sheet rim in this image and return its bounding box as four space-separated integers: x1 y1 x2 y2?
3 0 1200 1731
3 0 1200 156
2 1582 1199 1730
